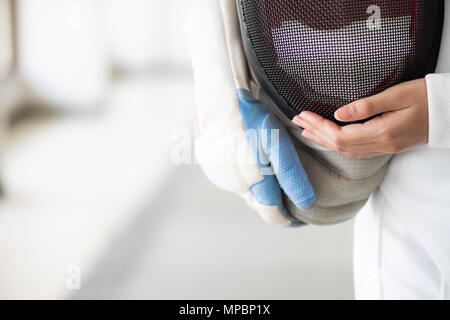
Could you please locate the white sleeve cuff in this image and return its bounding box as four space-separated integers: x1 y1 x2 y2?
425 73 450 149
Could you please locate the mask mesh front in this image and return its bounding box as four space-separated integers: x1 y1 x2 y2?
239 0 443 122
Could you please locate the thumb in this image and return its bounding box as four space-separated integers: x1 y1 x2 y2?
334 87 404 122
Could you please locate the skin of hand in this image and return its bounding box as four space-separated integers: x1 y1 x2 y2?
291 79 429 159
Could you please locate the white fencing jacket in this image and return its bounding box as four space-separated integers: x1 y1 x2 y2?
354 4 450 299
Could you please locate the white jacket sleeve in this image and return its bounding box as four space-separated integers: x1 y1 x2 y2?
425 73 450 149
187 0 296 226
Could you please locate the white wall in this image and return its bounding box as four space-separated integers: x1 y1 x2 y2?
102 0 194 71
16 0 109 111
103 0 165 71
0 0 13 80
15 0 194 111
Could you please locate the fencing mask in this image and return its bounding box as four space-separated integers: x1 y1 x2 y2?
235 0 444 224
238 0 444 122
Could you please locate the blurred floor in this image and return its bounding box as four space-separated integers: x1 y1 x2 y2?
75 164 355 300
0 74 354 299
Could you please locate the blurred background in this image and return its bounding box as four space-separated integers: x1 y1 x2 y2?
0 0 354 299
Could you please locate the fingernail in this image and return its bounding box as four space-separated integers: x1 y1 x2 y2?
335 105 353 121
292 115 303 126
299 111 310 120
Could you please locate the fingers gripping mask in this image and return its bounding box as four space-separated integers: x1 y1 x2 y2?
233 0 444 224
